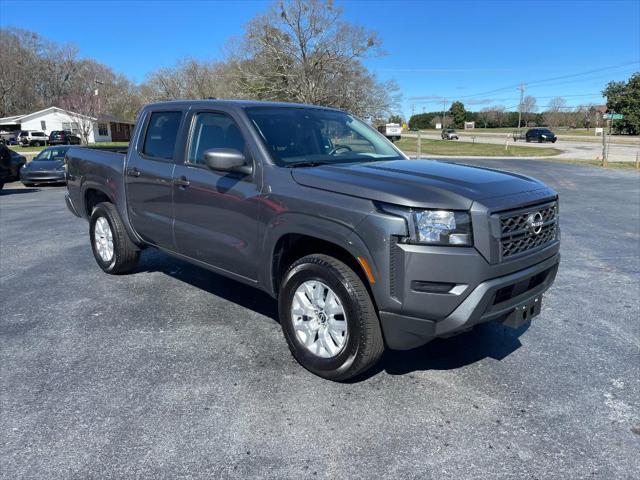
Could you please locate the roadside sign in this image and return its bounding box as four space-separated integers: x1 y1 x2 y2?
603 113 624 120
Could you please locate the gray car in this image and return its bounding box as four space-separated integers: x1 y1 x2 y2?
20 146 70 186
64 100 560 381
441 128 459 140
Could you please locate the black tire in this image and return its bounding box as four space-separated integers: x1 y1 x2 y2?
279 254 384 381
89 202 140 274
22 182 34 187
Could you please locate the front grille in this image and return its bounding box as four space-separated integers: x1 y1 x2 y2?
497 201 558 259
501 203 556 235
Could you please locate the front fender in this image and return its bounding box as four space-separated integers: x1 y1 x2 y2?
260 212 375 297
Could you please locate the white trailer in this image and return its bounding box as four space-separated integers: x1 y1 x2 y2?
377 123 402 142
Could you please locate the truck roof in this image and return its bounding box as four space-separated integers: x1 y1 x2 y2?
144 99 344 112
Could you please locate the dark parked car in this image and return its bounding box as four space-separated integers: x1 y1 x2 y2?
0 145 25 188
525 128 557 143
64 100 560 381
441 128 459 140
48 130 81 145
20 146 70 186
8 150 26 181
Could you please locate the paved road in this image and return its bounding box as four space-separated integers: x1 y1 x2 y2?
405 132 640 162
1 160 639 479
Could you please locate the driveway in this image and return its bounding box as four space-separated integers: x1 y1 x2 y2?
1 160 639 479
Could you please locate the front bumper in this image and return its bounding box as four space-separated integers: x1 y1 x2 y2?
20 171 66 184
380 253 560 349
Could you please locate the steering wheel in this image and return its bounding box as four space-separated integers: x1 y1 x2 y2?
328 144 353 156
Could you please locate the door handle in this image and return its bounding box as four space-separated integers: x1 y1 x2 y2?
127 167 141 177
173 176 190 188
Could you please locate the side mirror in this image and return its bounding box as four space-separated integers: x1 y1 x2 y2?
203 148 252 175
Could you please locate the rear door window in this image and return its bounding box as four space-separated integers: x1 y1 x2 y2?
142 111 182 160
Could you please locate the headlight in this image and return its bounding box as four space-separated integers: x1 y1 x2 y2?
412 210 472 246
377 203 473 246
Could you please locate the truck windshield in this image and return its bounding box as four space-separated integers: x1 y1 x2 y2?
244 107 404 167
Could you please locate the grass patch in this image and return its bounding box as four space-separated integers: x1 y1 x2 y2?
9 145 43 152
396 138 562 157
92 142 129 147
539 158 640 169
9 141 129 153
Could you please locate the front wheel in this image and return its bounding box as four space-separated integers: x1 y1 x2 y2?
89 202 140 274
279 254 384 381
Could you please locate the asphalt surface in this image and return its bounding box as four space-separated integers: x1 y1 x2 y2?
1 160 639 479
404 132 640 162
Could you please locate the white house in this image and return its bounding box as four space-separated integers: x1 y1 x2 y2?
0 107 134 143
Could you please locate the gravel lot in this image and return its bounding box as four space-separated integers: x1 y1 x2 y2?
1 159 639 479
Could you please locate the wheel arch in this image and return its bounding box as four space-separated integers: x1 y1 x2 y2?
82 185 113 217
264 216 378 302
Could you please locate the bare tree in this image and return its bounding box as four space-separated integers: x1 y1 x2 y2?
543 96 567 128
521 95 537 126
226 0 398 118
0 29 44 116
140 59 233 102
493 105 506 127
0 28 141 122
477 107 496 128
583 104 597 130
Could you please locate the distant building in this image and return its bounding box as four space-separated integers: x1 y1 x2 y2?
0 107 134 143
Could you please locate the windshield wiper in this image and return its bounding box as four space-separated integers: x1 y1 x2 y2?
285 161 331 168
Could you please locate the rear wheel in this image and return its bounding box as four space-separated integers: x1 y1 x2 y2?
279 254 384 381
89 202 140 274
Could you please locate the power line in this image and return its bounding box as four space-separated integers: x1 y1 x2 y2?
413 92 604 105
525 61 638 86
433 60 638 101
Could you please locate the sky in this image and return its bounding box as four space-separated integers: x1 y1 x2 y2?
1 0 639 118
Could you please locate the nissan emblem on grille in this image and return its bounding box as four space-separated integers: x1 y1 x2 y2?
526 212 544 234
498 202 558 258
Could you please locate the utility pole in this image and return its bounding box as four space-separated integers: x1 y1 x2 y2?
517 83 525 130
602 117 608 167
442 97 446 129
94 79 104 116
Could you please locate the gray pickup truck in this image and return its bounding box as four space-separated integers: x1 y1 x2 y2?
65 100 560 381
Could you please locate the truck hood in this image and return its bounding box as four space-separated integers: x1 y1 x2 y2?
291 159 555 210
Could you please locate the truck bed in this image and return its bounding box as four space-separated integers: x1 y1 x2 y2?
65 146 128 220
